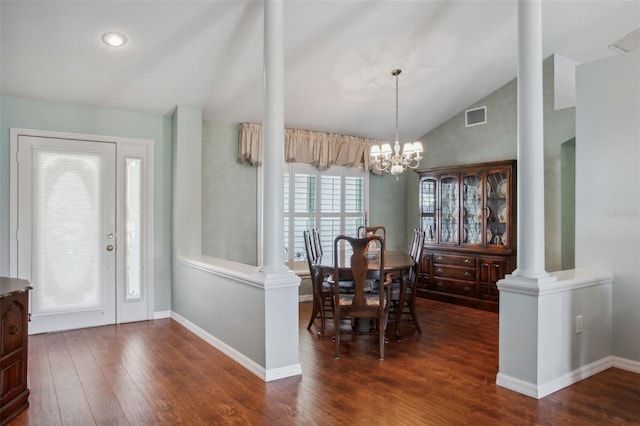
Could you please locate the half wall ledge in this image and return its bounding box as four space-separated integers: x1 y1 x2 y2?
497 268 614 399
173 254 301 382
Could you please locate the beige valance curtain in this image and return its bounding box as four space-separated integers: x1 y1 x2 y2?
238 122 386 173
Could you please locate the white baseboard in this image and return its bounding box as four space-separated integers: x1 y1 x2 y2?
170 311 301 382
496 373 539 398
613 356 640 374
497 356 614 399
537 356 613 398
153 310 171 319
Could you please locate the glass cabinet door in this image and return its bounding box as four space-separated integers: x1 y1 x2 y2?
439 176 459 244
486 171 509 247
462 174 482 245
420 178 437 243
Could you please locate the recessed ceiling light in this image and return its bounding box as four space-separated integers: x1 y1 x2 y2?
102 32 127 48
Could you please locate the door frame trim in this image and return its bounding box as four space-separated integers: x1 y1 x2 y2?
9 128 155 324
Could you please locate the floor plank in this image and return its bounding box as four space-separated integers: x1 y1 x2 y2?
9 298 640 425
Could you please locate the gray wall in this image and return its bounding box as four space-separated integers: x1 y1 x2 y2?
0 95 173 312
202 121 258 265
575 50 640 363
414 55 575 272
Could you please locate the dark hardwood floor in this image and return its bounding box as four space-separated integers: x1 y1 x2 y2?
11 298 640 425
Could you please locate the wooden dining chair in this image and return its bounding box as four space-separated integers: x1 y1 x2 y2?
390 229 425 334
304 230 330 334
357 225 386 242
305 229 354 336
332 234 391 360
312 227 324 258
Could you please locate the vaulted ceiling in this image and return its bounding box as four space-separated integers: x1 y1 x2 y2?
1 1 638 141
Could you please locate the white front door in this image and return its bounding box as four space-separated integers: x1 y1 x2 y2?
16 135 117 334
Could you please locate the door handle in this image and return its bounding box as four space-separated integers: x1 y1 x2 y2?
106 245 114 252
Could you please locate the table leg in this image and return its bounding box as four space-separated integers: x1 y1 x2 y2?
394 270 407 340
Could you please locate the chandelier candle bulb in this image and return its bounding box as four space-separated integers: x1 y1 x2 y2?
370 68 424 179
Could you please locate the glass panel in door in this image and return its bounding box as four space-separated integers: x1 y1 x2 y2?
439 176 459 244
125 158 142 301
462 174 482 245
486 171 508 246
420 178 437 243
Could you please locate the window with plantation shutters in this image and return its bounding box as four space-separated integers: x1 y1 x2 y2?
284 163 367 267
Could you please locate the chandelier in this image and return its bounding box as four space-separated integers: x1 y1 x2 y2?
370 69 423 179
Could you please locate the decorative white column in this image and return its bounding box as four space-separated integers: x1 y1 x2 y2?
259 0 301 379
512 0 550 280
261 0 287 273
496 0 557 399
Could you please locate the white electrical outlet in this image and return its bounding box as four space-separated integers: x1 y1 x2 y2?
576 315 583 334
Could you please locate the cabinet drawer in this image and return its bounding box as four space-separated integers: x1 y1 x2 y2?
1 297 27 358
478 258 505 283
432 253 476 267
0 355 26 405
433 265 475 281
479 283 499 298
433 279 476 297
419 253 432 274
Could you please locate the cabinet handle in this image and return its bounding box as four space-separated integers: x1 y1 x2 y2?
464 258 471 264
436 268 444 274
464 286 471 292
436 256 444 262
9 324 19 335
464 271 471 278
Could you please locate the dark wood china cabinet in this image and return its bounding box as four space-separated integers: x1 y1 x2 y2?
416 160 516 312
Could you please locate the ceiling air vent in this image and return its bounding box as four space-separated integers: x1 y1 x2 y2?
609 28 640 53
465 106 487 127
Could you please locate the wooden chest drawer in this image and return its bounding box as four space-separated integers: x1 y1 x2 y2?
1 297 27 359
432 253 476 267
433 265 475 281
433 279 476 297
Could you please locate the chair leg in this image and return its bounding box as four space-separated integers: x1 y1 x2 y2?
307 297 320 331
334 306 341 359
378 328 384 360
319 294 329 336
408 296 422 334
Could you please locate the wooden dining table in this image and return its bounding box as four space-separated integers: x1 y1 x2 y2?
312 250 414 340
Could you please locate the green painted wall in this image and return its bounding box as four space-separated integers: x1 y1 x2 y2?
561 139 576 269
201 121 258 265
543 56 577 272
369 171 410 252
412 55 575 272
418 79 518 170
0 95 173 311
197 120 405 295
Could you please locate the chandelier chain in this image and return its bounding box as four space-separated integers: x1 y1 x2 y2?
369 68 423 179
395 70 399 143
